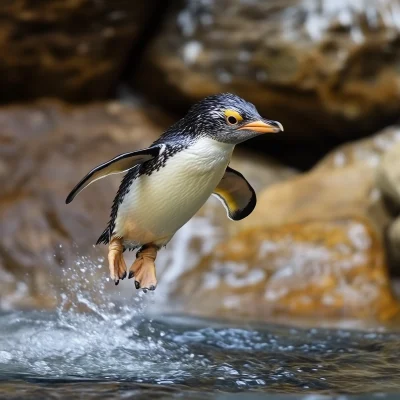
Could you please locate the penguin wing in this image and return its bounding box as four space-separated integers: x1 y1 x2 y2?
66 144 164 204
213 166 256 221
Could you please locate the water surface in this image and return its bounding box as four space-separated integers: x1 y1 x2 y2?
0 308 400 399
1 259 400 399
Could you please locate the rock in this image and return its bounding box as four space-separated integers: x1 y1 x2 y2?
0 100 293 310
0 100 169 309
0 0 159 102
387 216 400 266
376 142 400 268
170 126 400 321
244 126 400 235
137 0 400 138
228 151 296 194
172 219 399 322
376 142 400 208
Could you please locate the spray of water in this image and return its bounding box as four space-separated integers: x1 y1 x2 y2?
0 251 202 383
0 247 400 396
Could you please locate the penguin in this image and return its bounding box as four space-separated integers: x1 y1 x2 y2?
66 93 283 291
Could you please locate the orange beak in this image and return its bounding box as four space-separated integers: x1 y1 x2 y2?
237 119 284 134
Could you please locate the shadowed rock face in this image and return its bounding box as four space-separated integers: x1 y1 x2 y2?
136 0 400 138
377 142 400 208
0 0 159 102
377 142 400 268
0 100 168 309
169 126 400 322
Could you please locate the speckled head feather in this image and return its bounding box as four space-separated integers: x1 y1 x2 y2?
157 93 282 145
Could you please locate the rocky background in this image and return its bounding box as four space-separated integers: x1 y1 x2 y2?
1 0 400 326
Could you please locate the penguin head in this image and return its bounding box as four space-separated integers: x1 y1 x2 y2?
183 93 283 144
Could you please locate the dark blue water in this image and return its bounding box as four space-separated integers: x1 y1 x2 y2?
0 256 400 399
0 309 400 399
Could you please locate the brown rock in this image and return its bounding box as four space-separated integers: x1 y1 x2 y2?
0 100 294 310
170 126 400 322
376 142 400 268
173 219 399 321
387 216 400 266
0 100 168 309
0 0 159 102
137 0 400 138
376 142 400 208
244 126 400 236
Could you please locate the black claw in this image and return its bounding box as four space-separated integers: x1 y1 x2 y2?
121 271 127 280
129 271 134 279
149 285 156 291
142 288 148 294
135 280 140 289
115 280 119 286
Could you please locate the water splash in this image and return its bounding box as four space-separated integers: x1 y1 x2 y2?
0 252 200 382
0 252 400 397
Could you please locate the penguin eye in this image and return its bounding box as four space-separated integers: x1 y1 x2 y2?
228 116 237 125
224 110 243 126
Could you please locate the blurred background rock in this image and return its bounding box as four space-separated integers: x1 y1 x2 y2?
1 0 400 326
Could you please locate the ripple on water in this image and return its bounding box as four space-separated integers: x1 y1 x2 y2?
0 309 400 396
0 256 400 398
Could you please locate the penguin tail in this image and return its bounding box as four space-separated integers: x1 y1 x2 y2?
96 226 111 245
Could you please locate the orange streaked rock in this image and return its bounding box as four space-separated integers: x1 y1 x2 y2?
172 219 399 322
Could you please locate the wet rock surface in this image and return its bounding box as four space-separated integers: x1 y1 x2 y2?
377 142 400 270
0 101 294 310
170 126 400 321
0 100 168 309
244 126 400 235
0 0 159 102
137 0 400 138
377 142 400 208
172 219 399 322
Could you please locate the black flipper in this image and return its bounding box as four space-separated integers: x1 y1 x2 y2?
213 166 256 221
66 144 164 204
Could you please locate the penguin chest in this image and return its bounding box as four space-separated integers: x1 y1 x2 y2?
114 138 234 247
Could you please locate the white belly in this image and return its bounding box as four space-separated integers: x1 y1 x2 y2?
114 137 234 248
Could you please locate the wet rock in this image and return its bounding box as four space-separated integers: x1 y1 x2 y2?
243 126 400 235
376 142 400 208
0 0 159 102
170 126 400 321
137 0 400 138
0 100 293 310
376 142 400 269
387 216 400 267
173 219 399 321
0 100 169 309
247 124 400 275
